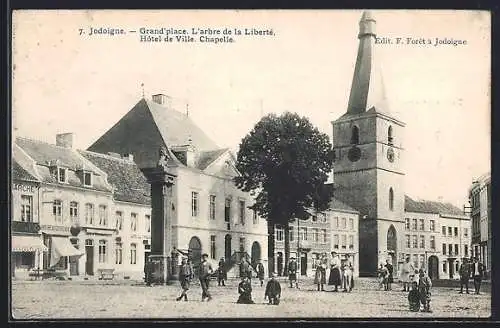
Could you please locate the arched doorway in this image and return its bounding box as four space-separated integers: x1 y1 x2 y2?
387 225 397 272
428 255 439 280
188 236 202 273
225 234 232 261
251 241 261 267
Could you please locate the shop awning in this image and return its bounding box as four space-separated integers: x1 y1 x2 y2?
12 235 48 252
50 237 84 267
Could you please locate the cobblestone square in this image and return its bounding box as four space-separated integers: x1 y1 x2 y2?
11 277 490 319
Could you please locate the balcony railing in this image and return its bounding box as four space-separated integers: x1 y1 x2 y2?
11 221 40 234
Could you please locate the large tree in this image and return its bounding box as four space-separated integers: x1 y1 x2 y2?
234 112 334 275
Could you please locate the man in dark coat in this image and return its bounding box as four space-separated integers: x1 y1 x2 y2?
217 257 227 286
199 253 214 302
385 259 394 291
176 257 193 301
265 272 281 305
237 276 254 304
288 257 298 288
471 257 485 295
458 258 471 294
256 259 265 287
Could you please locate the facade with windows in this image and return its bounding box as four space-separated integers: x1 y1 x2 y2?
404 196 471 280
273 197 359 278
468 172 491 279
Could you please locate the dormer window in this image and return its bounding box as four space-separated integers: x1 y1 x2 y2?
83 172 93 187
57 167 67 183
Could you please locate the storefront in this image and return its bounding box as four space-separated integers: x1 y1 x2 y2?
41 225 84 276
11 234 47 279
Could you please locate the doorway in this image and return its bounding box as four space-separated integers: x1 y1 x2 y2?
387 225 398 272
225 234 232 260
448 260 454 279
277 252 283 276
300 252 307 276
188 236 202 274
251 241 261 268
69 238 79 276
428 256 439 280
85 239 94 275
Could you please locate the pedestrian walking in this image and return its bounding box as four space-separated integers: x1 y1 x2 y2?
288 257 298 288
471 257 485 295
314 254 327 291
408 281 420 312
377 263 386 290
199 253 214 302
400 257 415 292
328 251 342 292
458 258 471 294
264 272 281 305
256 259 265 287
217 257 227 287
417 269 432 313
237 276 255 304
385 259 394 291
176 257 194 301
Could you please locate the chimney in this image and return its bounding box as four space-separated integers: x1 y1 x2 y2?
122 153 134 162
56 133 74 149
152 94 172 108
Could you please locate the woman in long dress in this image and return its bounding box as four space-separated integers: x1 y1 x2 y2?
328 251 342 292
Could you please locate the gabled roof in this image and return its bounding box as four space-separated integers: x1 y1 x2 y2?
79 150 150 205
404 195 464 216
145 99 218 151
328 197 359 214
195 148 230 170
12 160 39 183
15 137 112 192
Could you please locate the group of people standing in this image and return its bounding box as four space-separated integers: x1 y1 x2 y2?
459 257 486 295
377 259 394 291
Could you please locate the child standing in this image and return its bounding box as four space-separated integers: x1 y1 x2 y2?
418 269 433 313
265 272 281 305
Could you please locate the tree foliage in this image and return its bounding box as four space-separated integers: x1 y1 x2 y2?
234 112 334 273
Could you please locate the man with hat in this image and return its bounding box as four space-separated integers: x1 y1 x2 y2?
217 257 227 287
458 257 471 294
288 257 298 288
199 253 214 301
471 257 485 295
265 272 281 305
176 257 193 301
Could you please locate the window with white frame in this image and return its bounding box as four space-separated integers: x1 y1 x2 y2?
419 219 425 231
341 235 347 249
442 226 446 235
53 200 63 223
130 213 137 231
69 201 78 224
412 219 417 230
412 235 418 248
83 172 92 186
430 220 435 232
322 229 327 243
191 192 199 217
85 203 94 225
320 213 327 223
313 228 319 243
289 226 294 242
57 167 67 183
115 241 122 264
341 218 347 229
430 235 435 249
115 211 123 230
448 227 452 236
276 226 284 241
210 235 216 259
299 227 307 241
239 200 245 225
130 243 137 264
442 243 446 255
209 195 216 220
98 240 107 263
405 218 410 230
420 235 425 248
98 205 108 227
454 227 458 237
334 217 339 229
348 235 354 249
21 195 33 222
406 234 411 248
145 214 151 233
225 198 231 222
333 234 339 249
349 218 354 230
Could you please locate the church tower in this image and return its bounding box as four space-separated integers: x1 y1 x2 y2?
332 11 405 276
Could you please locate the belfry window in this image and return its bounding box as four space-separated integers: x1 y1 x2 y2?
388 126 394 145
389 188 394 211
351 126 359 145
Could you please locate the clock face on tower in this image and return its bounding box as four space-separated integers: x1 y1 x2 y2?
387 147 395 162
348 146 361 162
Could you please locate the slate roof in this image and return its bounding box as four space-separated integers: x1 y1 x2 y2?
15 137 112 192
79 150 151 205
195 148 229 170
328 197 359 213
12 160 39 182
404 195 464 216
145 99 218 151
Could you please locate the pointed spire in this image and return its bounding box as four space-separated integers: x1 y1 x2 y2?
346 11 389 115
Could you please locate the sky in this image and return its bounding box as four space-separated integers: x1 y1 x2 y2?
12 10 490 208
